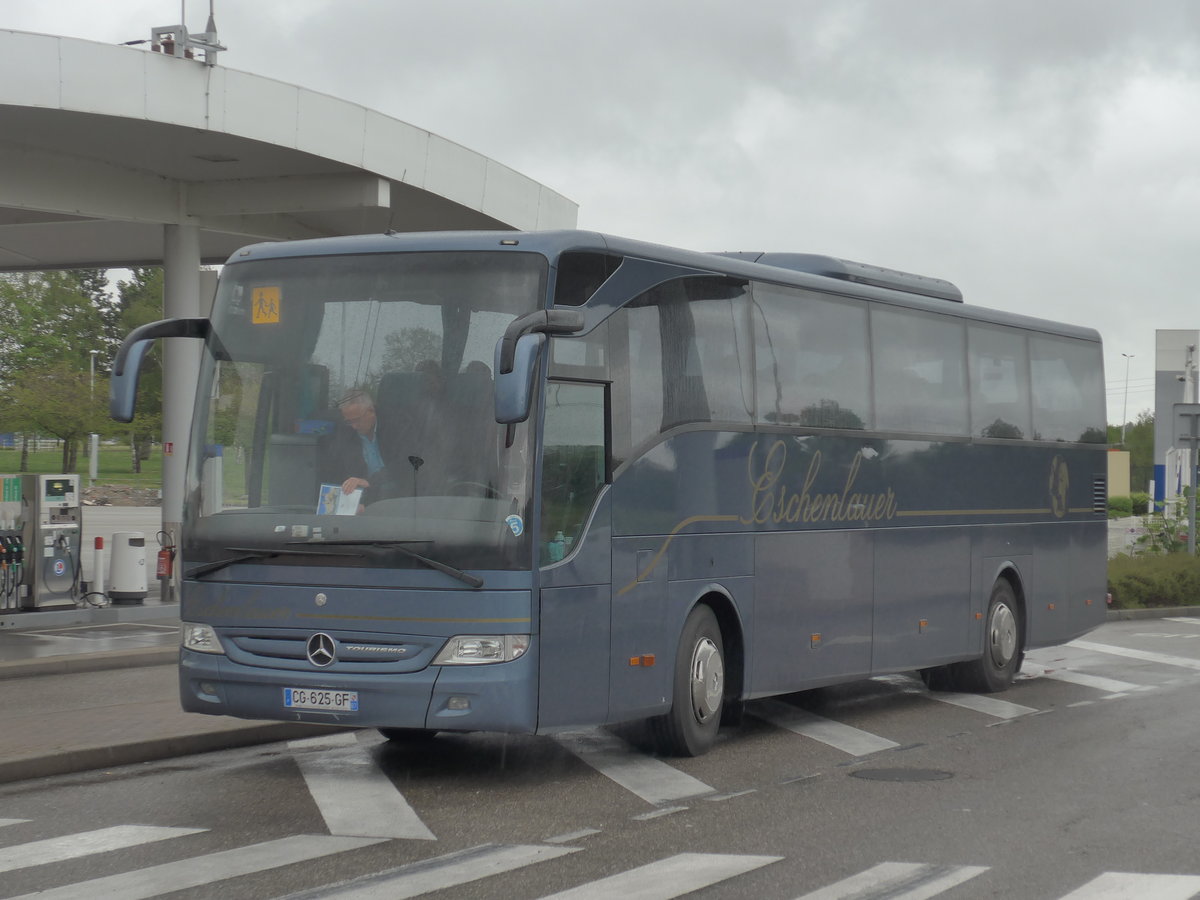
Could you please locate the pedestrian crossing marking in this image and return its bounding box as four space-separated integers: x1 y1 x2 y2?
796 861 989 899
289 732 435 841
556 730 716 804
546 828 602 844
1020 663 1141 695
752 699 900 756
290 843 579 899
1071 639 1200 672
1057 871 1200 899
926 691 1036 719
0 824 205 874
6 834 385 900
537 852 782 899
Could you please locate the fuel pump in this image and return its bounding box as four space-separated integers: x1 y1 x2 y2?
20 474 81 609
0 474 26 611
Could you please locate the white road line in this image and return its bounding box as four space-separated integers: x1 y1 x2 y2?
927 692 1036 719
538 852 782 900
753 699 900 756
1021 664 1142 695
1070 639 1200 672
795 861 990 900
1058 871 1200 899
546 829 602 844
1162 617 1200 626
556 730 716 805
0 818 29 827
7 834 384 900
0 824 205 874
304 843 579 899
289 733 435 841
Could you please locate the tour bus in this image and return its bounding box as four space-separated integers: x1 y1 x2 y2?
111 230 1107 756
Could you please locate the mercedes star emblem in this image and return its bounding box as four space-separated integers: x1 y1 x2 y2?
306 632 337 667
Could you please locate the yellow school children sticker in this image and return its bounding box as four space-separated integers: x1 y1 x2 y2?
251 286 281 324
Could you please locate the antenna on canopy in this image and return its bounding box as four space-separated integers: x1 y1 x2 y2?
149 0 226 65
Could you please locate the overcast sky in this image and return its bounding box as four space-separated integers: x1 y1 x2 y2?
5 0 1199 422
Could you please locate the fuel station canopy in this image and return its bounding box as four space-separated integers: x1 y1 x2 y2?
0 27 577 540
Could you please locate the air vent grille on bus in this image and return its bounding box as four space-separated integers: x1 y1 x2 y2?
1093 475 1107 515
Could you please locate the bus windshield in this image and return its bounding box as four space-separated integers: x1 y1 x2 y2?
184 250 547 573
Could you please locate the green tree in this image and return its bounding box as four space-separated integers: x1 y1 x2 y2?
0 270 112 470
0 270 109 382
4 363 104 471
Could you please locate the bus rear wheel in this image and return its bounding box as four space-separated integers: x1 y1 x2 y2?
919 579 1022 693
958 579 1022 692
647 604 725 757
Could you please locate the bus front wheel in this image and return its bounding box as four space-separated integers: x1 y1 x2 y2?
648 604 725 757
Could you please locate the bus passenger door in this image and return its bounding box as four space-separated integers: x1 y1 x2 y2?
536 381 614 730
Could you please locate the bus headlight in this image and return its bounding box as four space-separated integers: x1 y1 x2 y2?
181 622 225 655
432 634 529 665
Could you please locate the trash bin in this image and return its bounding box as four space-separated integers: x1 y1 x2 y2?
109 531 148 604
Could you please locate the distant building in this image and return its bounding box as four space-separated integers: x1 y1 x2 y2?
1153 330 1199 507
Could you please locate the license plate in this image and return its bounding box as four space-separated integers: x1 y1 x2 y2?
283 688 359 712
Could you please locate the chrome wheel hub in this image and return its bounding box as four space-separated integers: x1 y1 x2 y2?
988 602 1018 668
690 638 724 723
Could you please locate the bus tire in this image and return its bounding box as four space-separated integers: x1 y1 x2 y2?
955 579 1022 693
378 727 438 742
918 665 958 692
648 604 725 757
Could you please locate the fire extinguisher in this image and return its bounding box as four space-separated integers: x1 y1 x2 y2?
156 531 175 579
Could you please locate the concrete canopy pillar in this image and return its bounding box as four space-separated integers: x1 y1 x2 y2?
162 223 202 547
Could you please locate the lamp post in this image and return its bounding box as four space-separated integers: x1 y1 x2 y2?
1121 352 1134 446
89 350 99 485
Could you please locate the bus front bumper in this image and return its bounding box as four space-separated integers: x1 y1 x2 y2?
179 646 540 734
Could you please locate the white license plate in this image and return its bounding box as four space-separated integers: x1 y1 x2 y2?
283 688 359 712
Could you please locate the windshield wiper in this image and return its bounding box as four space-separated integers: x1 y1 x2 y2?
188 546 364 579
287 539 484 589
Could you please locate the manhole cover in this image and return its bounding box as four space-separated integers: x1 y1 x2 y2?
850 768 953 782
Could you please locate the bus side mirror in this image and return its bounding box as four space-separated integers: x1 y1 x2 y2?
110 317 210 422
494 332 545 424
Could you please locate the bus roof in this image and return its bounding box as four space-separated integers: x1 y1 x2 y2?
225 229 1100 344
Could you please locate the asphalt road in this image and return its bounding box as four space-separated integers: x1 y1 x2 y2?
4 618 1200 899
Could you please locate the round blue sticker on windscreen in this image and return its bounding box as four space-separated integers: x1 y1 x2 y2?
505 515 524 537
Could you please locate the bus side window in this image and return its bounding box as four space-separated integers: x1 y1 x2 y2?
969 326 1031 439
753 285 870 429
614 277 751 457
1031 336 1106 442
872 306 968 436
541 381 608 564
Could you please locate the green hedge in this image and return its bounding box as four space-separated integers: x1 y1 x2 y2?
1108 493 1151 518
1108 553 1200 608
1107 496 1132 518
